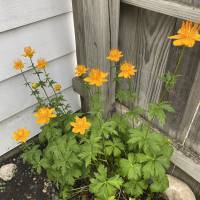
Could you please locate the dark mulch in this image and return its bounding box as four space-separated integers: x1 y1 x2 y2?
0 153 168 200
0 154 56 200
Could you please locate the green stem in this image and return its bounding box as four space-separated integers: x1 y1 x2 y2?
174 47 185 75
43 69 66 114
20 69 42 105
30 58 51 103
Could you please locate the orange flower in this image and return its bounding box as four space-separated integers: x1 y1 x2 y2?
75 65 88 77
107 49 123 62
70 116 91 135
118 62 137 78
13 59 24 70
12 128 30 143
169 21 200 47
84 68 108 87
36 58 47 69
54 83 61 92
23 46 35 58
34 107 56 125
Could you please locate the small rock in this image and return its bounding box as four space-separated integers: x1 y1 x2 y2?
0 163 17 181
165 175 196 200
42 188 47 193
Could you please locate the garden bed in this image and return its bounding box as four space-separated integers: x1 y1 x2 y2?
0 152 168 200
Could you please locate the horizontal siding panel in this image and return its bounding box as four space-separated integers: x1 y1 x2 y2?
0 12 76 82
0 87 81 156
0 52 76 122
0 0 72 32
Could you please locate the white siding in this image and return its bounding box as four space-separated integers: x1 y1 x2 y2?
0 0 80 156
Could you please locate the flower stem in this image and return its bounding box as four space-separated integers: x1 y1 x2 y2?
30 58 51 103
20 69 42 105
43 69 66 114
174 47 185 75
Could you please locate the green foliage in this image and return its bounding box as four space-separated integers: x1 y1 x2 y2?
22 57 174 200
0 181 6 193
116 90 137 103
89 165 123 200
105 138 124 157
79 135 102 167
148 101 175 125
161 71 177 92
21 144 42 174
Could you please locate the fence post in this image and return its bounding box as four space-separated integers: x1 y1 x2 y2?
72 0 120 115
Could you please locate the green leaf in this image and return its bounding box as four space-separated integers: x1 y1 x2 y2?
79 135 102 167
124 179 147 197
101 121 118 138
120 153 142 180
148 101 175 125
150 175 169 193
105 138 124 157
116 90 137 103
161 71 178 92
89 165 123 200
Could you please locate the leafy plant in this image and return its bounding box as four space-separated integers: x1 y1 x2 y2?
19 48 175 200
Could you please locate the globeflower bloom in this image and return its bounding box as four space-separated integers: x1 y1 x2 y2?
70 116 91 135
54 83 61 92
34 107 56 125
169 21 200 47
118 62 137 78
36 58 47 69
12 128 30 143
75 65 88 77
107 48 123 62
23 46 35 58
84 68 108 87
13 59 24 70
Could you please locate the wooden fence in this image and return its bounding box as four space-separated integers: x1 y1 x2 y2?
72 0 200 198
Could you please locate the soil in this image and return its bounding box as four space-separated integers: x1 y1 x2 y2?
0 153 168 200
0 154 56 200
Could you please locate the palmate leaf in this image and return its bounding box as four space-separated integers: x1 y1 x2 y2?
89 165 123 200
21 144 42 174
79 135 102 167
116 89 137 103
148 101 175 125
161 71 178 92
128 126 163 155
124 179 147 197
150 175 169 193
105 138 124 157
119 153 142 180
101 121 118 138
125 106 144 120
142 155 170 179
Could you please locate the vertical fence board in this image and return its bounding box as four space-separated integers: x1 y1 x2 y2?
162 20 200 138
72 0 120 115
118 4 176 108
119 3 200 155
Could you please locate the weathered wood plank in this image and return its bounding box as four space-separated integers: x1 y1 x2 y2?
121 0 200 23
118 4 176 109
177 62 200 154
72 0 120 115
169 0 200 8
162 20 200 139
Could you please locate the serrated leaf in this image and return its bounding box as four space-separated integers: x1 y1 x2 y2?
89 165 123 200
